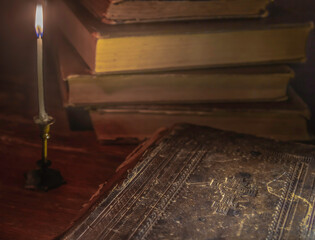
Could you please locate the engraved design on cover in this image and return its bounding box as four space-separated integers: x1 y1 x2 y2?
63 135 208 240
146 150 314 239
133 142 207 240
266 155 314 240
210 173 258 216
305 175 315 239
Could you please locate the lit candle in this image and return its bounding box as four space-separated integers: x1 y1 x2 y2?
35 4 48 121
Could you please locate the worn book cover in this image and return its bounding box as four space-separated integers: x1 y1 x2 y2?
89 87 311 142
80 0 271 24
59 123 315 239
52 0 313 74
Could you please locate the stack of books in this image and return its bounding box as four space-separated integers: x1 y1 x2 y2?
53 0 314 143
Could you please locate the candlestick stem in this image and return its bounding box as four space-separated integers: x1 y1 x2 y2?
40 120 50 165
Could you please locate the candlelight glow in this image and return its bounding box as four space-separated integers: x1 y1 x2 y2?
35 4 43 37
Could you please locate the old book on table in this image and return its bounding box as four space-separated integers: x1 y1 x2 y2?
89 87 311 142
57 35 293 106
80 0 271 24
59 123 315 240
53 0 313 74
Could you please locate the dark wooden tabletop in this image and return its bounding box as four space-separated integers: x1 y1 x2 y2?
0 1 136 239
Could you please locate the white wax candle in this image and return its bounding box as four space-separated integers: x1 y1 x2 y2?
36 4 47 121
37 36 47 120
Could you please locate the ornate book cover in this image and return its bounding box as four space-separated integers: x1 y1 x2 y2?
60 124 315 239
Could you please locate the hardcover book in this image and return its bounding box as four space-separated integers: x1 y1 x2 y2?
53 0 313 74
57 35 293 106
80 0 272 24
59 123 315 240
89 88 311 142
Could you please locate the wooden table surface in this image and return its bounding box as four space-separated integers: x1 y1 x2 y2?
0 1 136 239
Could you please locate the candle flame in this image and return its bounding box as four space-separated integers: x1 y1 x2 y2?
35 4 43 37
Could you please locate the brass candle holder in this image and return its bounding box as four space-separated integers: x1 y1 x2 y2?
24 116 65 191
24 4 65 191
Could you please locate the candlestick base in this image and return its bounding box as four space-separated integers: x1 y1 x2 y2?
24 161 65 191
24 115 65 191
